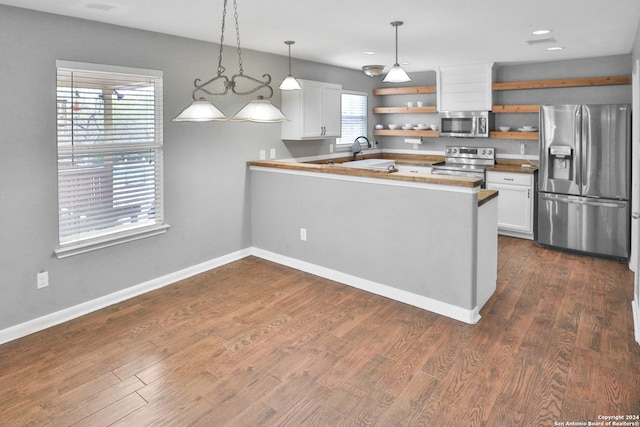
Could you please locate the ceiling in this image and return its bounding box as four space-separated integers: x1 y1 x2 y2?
3 0 640 72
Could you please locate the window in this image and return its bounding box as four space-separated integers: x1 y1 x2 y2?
337 91 368 146
55 60 167 258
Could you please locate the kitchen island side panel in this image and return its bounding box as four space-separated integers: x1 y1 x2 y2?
249 168 479 311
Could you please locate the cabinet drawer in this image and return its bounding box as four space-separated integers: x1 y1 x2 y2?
486 171 532 186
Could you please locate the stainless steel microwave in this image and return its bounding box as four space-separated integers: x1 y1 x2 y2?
439 111 492 137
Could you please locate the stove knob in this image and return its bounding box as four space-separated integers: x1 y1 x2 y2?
481 149 486 155
487 149 493 155
452 148 458 153
446 148 452 154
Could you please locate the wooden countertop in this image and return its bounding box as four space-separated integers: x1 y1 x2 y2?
478 189 499 207
488 159 538 174
247 160 481 188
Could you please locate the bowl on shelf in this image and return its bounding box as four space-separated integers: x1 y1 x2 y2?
499 126 511 132
519 126 538 132
415 124 428 130
388 124 399 130
402 124 414 130
375 124 384 130
430 124 439 131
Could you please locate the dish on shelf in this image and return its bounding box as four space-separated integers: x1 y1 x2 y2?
402 125 413 130
388 124 399 130
499 126 511 132
375 124 384 130
518 126 538 132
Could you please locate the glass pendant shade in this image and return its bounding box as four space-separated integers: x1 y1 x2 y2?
383 21 411 83
172 98 227 122
383 64 412 83
279 41 301 91
279 75 302 90
230 98 288 123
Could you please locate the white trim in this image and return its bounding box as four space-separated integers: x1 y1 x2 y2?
250 247 482 324
249 165 478 194
633 300 640 346
0 248 251 345
55 224 170 259
56 59 163 78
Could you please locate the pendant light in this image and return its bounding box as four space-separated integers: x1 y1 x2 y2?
279 41 302 90
173 0 287 123
383 21 412 83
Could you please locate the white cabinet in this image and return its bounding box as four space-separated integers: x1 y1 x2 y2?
486 171 535 240
436 63 494 112
281 79 342 140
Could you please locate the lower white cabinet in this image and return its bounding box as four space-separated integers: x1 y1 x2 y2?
486 171 535 240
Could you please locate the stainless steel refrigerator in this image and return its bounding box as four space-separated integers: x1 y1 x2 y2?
537 104 631 260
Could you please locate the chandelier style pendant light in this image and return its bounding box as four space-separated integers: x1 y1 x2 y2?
173 0 287 123
383 21 412 83
279 41 302 90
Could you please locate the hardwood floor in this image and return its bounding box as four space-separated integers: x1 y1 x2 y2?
1 236 639 426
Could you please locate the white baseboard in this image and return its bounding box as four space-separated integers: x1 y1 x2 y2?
633 300 640 346
1 245 483 346
250 247 481 325
0 249 252 345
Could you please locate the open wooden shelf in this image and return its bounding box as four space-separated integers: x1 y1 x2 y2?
492 104 540 113
374 129 439 137
490 131 538 140
373 86 436 96
492 75 630 91
373 106 438 114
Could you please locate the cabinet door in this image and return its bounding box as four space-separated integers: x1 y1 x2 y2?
322 84 342 137
300 81 324 138
486 183 532 233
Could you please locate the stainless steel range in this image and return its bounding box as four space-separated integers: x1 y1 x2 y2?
431 146 495 187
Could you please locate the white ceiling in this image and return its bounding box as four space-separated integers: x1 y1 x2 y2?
3 0 640 72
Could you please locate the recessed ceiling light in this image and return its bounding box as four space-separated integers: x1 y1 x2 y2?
532 29 551 35
547 46 565 51
363 51 376 55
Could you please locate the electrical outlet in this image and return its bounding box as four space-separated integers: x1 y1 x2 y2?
259 149 266 160
329 143 334 154
520 143 526 156
270 148 276 159
300 228 307 241
37 271 49 289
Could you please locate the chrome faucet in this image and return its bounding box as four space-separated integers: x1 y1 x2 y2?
351 136 371 160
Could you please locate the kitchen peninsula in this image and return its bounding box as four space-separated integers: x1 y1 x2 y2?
248 159 498 324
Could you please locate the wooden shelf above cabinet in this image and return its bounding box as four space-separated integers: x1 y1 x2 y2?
373 86 436 96
374 129 439 137
492 75 630 91
492 104 540 113
490 131 539 140
373 106 438 114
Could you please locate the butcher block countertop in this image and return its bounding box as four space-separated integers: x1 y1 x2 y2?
247 160 481 188
248 159 500 207
488 159 539 174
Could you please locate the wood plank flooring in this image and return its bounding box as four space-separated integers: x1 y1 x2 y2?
1 236 639 426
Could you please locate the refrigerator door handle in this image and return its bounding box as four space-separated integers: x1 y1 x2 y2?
540 193 627 209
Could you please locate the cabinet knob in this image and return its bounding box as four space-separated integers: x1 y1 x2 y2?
633 212 640 219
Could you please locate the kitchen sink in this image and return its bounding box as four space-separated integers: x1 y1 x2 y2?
340 159 396 171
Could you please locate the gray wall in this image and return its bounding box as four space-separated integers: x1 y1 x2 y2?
377 55 632 157
0 5 374 331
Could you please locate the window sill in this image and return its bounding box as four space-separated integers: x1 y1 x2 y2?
55 223 170 259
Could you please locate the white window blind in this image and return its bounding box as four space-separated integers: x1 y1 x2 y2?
56 61 165 256
337 92 368 145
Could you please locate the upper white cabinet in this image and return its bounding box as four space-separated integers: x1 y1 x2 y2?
281 79 342 140
436 63 494 112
